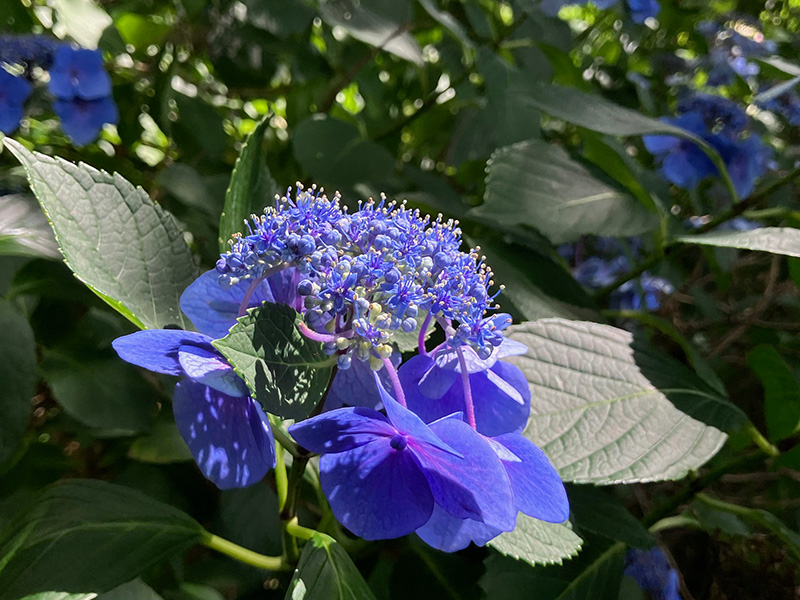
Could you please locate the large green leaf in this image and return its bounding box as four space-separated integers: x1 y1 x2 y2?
219 118 278 251
219 481 282 557
0 194 59 259
213 303 335 420
747 345 800 442
127 414 193 464
567 485 655 549
285 532 375 600
0 299 36 465
506 319 728 484
4 140 198 330
488 515 583 566
473 140 657 244
482 536 625 600
41 351 158 434
0 480 205 599
525 83 735 198
319 0 422 65
677 227 800 258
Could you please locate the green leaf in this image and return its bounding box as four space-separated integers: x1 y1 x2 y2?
0 299 36 465
172 94 228 162
4 140 198 330
219 118 278 251
219 481 282 557
127 414 193 464
286 532 375 600
292 116 394 194
18 593 96 600
567 485 655 549
473 140 657 244
96 579 164 600
482 536 625 600
488 515 583 566
747 345 800 442
0 479 205 599
506 319 728 484
115 13 171 48
213 303 335 420
41 351 158 435
525 83 736 199
0 194 59 259
677 227 800 258
319 0 422 66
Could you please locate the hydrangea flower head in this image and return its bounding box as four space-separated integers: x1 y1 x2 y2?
53 96 118 146
625 547 683 600
626 0 660 23
0 34 62 69
48 46 112 101
0 68 32 134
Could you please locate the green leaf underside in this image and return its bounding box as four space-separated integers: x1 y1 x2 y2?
213 303 335 420
4 140 198 330
488 515 583 566
286 532 376 600
677 227 800 258
0 480 204 599
475 140 657 244
219 117 278 251
0 299 37 464
507 319 727 484
0 194 60 259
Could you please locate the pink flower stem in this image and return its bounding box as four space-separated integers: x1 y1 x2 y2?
456 347 477 429
236 265 288 317
418 312 433 356
297 321 340 344
382 357 407 408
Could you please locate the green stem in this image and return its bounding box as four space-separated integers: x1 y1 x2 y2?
271 421 301 458
649 514 702 533
744 421 780 457
202 532 289 571
285 517 316 541
274 439 288 512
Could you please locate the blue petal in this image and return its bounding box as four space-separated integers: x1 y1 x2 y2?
112 330 215 375
494 433 569 523
319 439 434 539
173 380 275 489
324 355 399 411
401 355 463 424
0 101 25 135
180 269 276 338
416 504 500 552
288 407 396 454
177 345 250 397
417 417 516 531
54 97 118 146
472 362 531 437
375 374 461 457
266 267 304 312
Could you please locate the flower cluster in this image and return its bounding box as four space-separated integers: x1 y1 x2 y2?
541 0 659 24
625 547 683 600
695 21 776 87
0 36 117 144
560 237 673 311
644 94 771 198
113 187 569 552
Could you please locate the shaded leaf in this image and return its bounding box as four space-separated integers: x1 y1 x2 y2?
474 140 657 244
286 532 375 600
127 414 193 464
506 319 728 484
213 303 335 420
567 485 655 549
0 480 205 599
747 345 800 442
219 118 278 251
96 579 163 600
4 140 197 330
0 299 36 465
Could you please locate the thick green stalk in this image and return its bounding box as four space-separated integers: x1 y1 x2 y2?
202 532 289 571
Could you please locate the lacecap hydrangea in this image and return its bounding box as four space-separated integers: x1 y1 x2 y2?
113 185 568 552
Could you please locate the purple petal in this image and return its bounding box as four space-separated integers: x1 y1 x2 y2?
112 330 215 375
324 357 390 411
319 439 434 539
288 407 396 454
471 362 531 437
180 269 276 338
494 433 569 523
375 374 461 457
178 345 250 397
416 504 501 552
418 364 459 399
266 267 304 312
173 380 275 489
417 417 516 531
401 355 464 424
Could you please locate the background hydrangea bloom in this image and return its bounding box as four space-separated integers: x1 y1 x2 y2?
53 96 118 146
625 547 683 600
48 46 111 101
0 69 32 134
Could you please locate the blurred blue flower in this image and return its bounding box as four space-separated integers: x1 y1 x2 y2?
644 113 719 190
627 0 660 23
700 22 775 86
0 34 62 69
0 69 32 134
53 96 118 146
760 89 800 126
48 46 111 101
625 547 682 600
677 94 748 136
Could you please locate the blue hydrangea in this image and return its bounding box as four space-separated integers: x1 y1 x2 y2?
759 88 800 127
0 34 62 69
626 0 660 23
0 68 32 134
53 96 119 146
48 46 112 101
114 187 569 550
698 22 775 87
625 547 683 600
